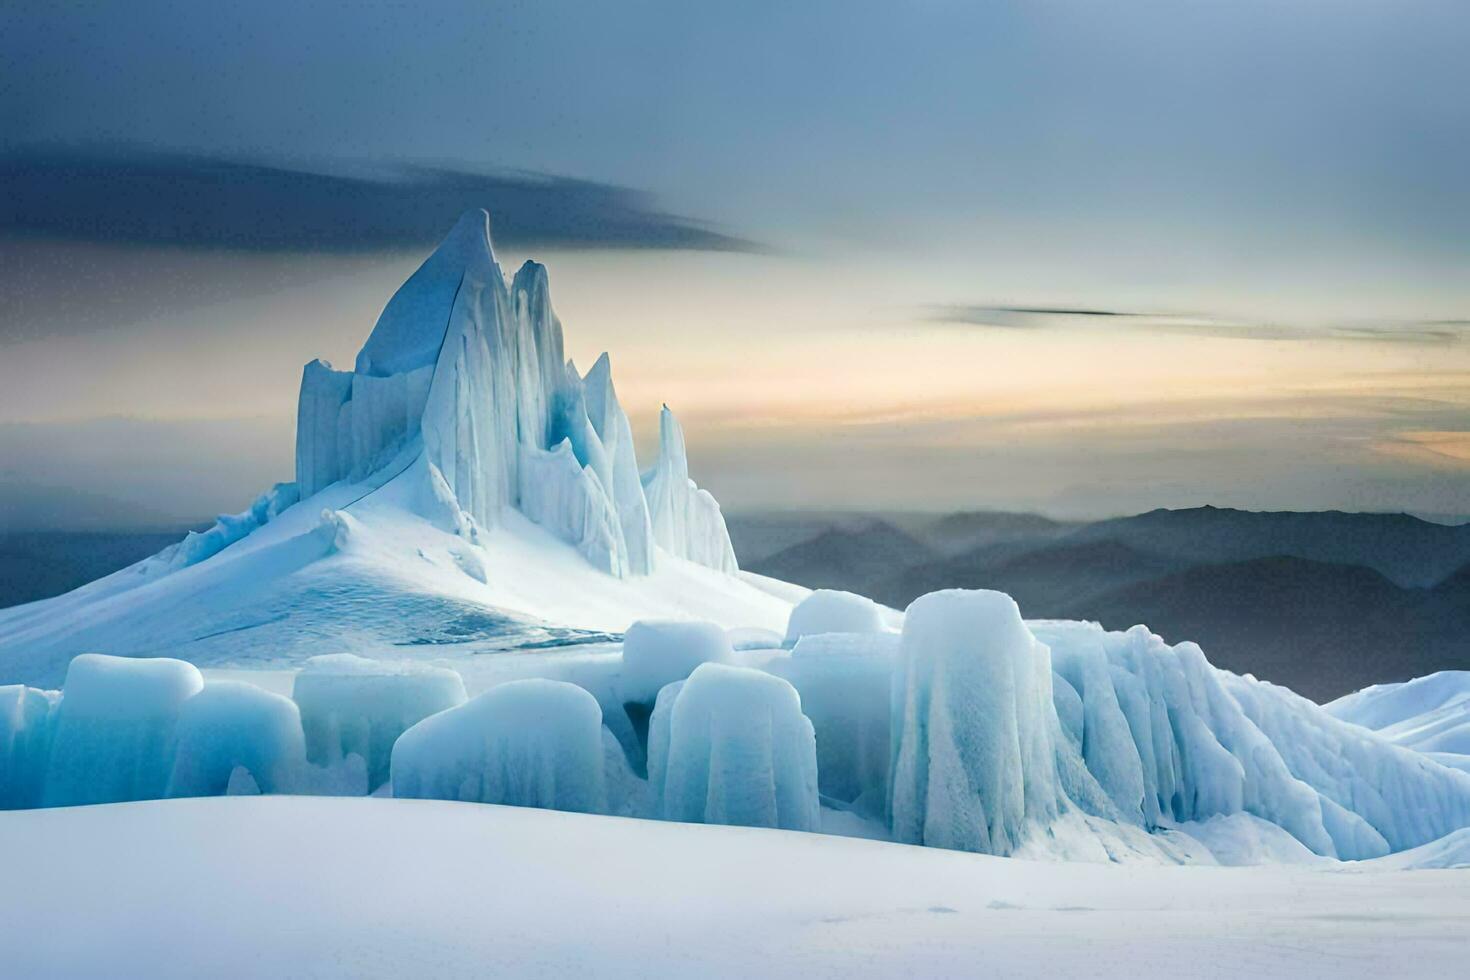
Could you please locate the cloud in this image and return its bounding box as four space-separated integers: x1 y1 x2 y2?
0 146 762 253
922 304 1470 344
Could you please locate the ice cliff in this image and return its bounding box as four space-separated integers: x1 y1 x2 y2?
294 208 730 578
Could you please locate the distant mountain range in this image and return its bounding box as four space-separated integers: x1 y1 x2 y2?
735 507 1470 701
0 529 198 610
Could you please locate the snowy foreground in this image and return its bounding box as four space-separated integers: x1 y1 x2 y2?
0 796 1466 980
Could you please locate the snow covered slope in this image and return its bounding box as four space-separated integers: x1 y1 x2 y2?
0 796 1465 979
0 211 771 687
1328 671 1470 773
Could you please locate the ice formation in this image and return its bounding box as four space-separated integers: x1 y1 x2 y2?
0 684 58 809
643 679 685 813
783 589 887 646
641 406 738 573
293 654 467 792
1034 621 1470 859
768 632 896 814
391 678 606 813
1327 671 1470 772
166 682 306 797
656 663 820 831
43 654 204 807
618 619 734 705
292 209 734 578
890 591 1062 854
5 588 1470 867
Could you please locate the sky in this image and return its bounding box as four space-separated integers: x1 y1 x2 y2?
2 1 1468 527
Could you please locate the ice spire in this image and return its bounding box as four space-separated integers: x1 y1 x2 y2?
642 406 738 573
291 209 745 579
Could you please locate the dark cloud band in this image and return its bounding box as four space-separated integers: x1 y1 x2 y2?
923 304 1470 344
0 147 761 253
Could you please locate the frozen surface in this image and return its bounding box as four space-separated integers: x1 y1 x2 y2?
43 654 203 807
658 663 819 831
392 679 605 814
293 654 467 792
618 619 733 705
2 797 1469 979
782 589 887 645
891 591 1062 854
167 682 306 797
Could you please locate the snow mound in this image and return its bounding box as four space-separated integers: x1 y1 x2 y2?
783 589 887 645
293 654 467 792
167 681 306 797
391 678 606 813
657 663 819 831
44 654 203 807
890 590 1062 854
618 619 733 705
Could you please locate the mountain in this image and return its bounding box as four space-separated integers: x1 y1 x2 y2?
1074 555 1470 700
746 521 937 595
0 211 789 687
909 510 1077 556
1071 506 1470 588
0 529 199 610
874 538 1185 613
